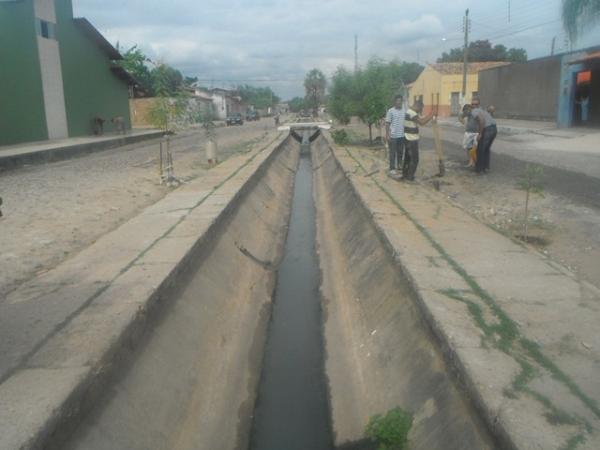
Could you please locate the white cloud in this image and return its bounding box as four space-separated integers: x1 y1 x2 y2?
73 0 600 99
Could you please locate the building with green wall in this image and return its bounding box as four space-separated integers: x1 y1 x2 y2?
0 0 133 146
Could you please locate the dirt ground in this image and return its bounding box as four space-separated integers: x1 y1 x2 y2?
0 119 276 299
341 121 600 289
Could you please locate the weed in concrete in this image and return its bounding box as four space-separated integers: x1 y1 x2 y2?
365 407 413 450
520 338 600 419
425 256 441 268
559 433 586 450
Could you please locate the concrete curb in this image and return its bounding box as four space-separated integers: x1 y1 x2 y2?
321 131 600 450
0 131 164 170
0 132 288 449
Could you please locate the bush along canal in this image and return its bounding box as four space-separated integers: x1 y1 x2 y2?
249 131 333 450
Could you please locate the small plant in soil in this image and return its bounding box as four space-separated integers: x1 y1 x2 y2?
516 164 545 242
365 407 413 450
332 129 350 145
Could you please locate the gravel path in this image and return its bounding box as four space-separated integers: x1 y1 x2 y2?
0 119 276 298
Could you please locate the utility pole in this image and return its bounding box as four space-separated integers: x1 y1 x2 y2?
354 34 358 73
551 36 556 56
462 8 470 101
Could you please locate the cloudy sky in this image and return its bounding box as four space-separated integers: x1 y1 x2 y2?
74 0 600 99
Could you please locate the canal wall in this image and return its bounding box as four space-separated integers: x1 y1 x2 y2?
312 135 498 449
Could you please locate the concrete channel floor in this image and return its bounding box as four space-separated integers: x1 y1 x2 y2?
332 137 600 449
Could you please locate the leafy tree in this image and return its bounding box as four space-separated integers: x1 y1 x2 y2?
288 97 305 112
236 85 280 110
328 66 356 125
184 76 199 86
437 39 527 63
354 59 403 143
151 63 184 97
304 69 327 116
117 45 154 95
563 0 600 41
328 59 421 143
507 47 527 63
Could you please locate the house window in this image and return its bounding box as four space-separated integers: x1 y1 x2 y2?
37 19 56 40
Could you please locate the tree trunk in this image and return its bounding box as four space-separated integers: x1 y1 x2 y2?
524 189 530 242
368 123 373 144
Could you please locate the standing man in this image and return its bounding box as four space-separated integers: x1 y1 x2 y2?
472 97 497 173
385 95 405 176
402 100 434 181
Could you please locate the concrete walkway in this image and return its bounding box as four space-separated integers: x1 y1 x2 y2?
0 129 163 170
0 132 285 449
333 139 600 449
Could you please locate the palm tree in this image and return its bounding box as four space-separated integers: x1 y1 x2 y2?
563 0 600 41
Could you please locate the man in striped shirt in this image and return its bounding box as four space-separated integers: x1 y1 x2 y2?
402 100 434 181
385 95 405 175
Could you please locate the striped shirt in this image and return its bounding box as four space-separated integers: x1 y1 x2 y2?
385 107 405 138
404 108 419 141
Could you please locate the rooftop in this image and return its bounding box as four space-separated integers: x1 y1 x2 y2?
428 61 510 75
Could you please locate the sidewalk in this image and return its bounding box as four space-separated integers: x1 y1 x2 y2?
0 129 163 170
426 118 600 178
330 138 600 449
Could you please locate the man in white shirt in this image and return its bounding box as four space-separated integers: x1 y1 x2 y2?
385 95 405 175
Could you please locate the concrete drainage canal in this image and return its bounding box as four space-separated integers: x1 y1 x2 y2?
52 130 499 450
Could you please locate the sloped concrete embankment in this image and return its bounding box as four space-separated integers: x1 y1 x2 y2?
312 135 498 450
33 137 299 450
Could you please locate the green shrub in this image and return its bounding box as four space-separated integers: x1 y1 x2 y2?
331 129 350 145
365 407 413 450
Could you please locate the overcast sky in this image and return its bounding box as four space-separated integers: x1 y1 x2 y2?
74 0 600 99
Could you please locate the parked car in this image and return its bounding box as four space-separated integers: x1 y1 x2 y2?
226 113 244 126
246 111 259 121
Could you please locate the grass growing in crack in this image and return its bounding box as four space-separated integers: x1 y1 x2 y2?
365 407 413 450
560 434 586 450
439 288 516 352
520 338 600 419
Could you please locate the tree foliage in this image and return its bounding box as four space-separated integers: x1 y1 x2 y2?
288 96 305 112
117 45 154 95
151 62 184 97
437 40 527 63
236 85 280 109
304 69 327 115
328 59 423 142
562 0 600 41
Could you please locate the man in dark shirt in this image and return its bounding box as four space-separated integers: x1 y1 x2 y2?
471 98 497 173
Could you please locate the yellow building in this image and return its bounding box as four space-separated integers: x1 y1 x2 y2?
407 62 510 117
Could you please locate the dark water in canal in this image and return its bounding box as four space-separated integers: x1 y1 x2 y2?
249 142 332 450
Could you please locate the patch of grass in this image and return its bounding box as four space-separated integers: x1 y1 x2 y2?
520 338 600 418
559 433 586 450
332 129 351 145
365 407 413 450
